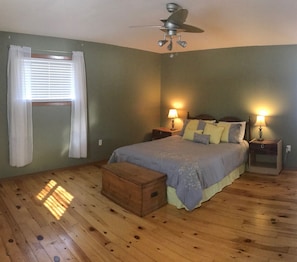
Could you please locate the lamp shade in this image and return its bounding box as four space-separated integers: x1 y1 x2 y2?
168 109 178 119
255 115 266 126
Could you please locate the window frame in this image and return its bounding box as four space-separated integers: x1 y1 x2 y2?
30 54 73 106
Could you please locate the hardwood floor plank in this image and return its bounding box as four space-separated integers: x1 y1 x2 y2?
35 170 152 261
49 220 93 261
1 165 297 261
0 189 38 262
0 236 12 262
146 207 266 261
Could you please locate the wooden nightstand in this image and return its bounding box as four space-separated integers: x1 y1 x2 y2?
248 139 282 175
152 127 180 140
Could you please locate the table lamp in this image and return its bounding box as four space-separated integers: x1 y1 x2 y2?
168 109 178 130
255 115 266 141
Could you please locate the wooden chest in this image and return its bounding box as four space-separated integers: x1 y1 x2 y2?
101 162 167 216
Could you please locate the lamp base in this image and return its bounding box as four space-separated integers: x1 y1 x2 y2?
257 127 264 141
170 119 175 131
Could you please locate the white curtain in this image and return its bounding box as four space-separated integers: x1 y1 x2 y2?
7 45 33 167
69 51 88 158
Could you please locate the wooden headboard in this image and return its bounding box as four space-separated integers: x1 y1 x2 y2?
187 112 251 141
187 112 215 121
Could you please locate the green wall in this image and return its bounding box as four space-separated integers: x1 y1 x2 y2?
160 46 297 169
0 31 161 178
1 31 297 177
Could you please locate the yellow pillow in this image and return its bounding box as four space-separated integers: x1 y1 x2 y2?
183 129 203 141
203 124 225 144
185 120 199 130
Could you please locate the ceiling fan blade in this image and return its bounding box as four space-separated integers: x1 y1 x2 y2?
167 9 188 25
129 25 162 29
179 24 204 33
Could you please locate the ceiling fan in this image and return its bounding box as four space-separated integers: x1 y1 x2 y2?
157 3 204 51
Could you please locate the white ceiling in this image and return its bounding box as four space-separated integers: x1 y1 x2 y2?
1 0 297 54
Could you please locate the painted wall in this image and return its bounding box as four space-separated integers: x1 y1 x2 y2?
160 46 297 169
1 31 297 176
0 31 161 178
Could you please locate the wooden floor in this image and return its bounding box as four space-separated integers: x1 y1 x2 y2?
0 165 297 262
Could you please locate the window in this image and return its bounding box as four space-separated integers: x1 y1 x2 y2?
24 55 74 103
8 46 87 162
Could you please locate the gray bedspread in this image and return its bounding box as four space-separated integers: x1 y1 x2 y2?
108 135 249 211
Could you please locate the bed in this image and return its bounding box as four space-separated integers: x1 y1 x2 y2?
108 113 250 211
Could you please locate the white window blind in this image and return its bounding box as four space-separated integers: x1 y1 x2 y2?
25 57 74 102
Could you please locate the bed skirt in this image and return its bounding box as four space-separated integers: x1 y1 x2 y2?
167 163 246 210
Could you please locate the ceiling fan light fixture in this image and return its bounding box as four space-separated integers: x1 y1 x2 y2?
167 29 177 36
177 39 187 48
155 3 204 52
131 3 204 53
158 39 168 47
167 40 173 51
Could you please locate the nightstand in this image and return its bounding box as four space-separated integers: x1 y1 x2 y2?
248 139 282 175
152 127 180 140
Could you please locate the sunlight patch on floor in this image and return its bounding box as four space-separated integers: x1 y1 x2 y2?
36 180 74 220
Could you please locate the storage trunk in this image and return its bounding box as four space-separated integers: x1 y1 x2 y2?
101 162 167 216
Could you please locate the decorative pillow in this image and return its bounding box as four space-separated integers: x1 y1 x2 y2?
183 129 203 141
181 119 207 136
218 121 246 142
180 119 197 136
203 123 225 144
217 122 242 143
193 133 210 145
185 119 200 130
